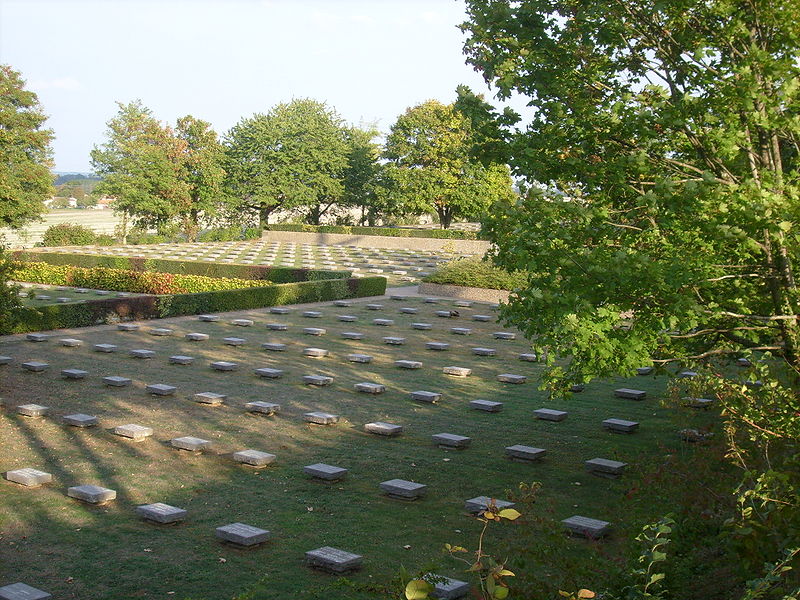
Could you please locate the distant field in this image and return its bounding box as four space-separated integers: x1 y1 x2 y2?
0 210 122 249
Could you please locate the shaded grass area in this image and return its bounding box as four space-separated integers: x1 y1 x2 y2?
15 283 144 307
0 297 725 599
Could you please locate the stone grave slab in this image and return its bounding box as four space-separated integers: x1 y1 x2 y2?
233 450 276 467
147 383 177 395
17 404 48 417
464 496 516 514
270 307 291 314
303 347 329 358
171 436 212 452
519 353 537 362
679 370 698 378
262 342 287 352
493 332 516 340
198 314 220 322
570 384 586 393
427 576 470 600
364 422 403 436
118 323 140 332
303 327 326 336
130 349 156 359
355 382 385 394
534 408 567 422
267 323 288 331
103 375 132 387
602 418 639 433
380 478 427 500
411 390 441 403
303 374 333 386
210 361 238 372
232 319 254 327
614 388 646 400
338 315 358 322
341 332 364 340
59 338 82 347
506 445 546 463
136 502 187 524
383 337 405 345
304 463 348 481
5 468 52 487
470 399 503 413
0 356 11 365
26 333 50 342
373 319 394 326
63 414 98 428
366 304 383 311
736 358 752 367
347 353 373 363
683 397 714 408
450 328 472 336
426 342 449 351
222 337 246 346
424 298 439 304
498 373 526 384
395 360 422 369
303 311 322 318
61 368 88 380
149 328 173 336
194 392 226 406
412 322 432 330
245 401 281 415
216 523 270 547
68 484 116 504
443 366 471 377
562 515 611 538
472 315 491 322
399 307 418 314
114 424 153 441
254 367 284 379
169 355 195 365
305 546 363 573
333 300 351 307
93 344 118 353
585 458 627 478
636 367 654 375
21 362 48 373
432 433 471 449
0 583 52 600
186 333 209 341
304 411 339 424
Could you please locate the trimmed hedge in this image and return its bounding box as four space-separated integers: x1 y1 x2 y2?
264 223 479 240
12 251 349 283
12 262 278 294
10 276 386 333
422 257 527 291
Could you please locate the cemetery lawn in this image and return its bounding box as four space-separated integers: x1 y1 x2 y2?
0 296 729 599
15 284 146 307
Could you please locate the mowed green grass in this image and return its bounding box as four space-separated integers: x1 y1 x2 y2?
15 284 146 307
0 297 719 599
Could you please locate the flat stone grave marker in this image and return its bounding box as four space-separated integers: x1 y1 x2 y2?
266 323 289 332
395 360 421 369
614 388 646 400
262 342 287 351
0 582 52 600
61 368 88 380
426 342 449 351
489 330 517 342
304 463 348 481
118 323 140 332
147 383 177 395
470 399 503 413
355 382 385 394
0 356 11 365
103 375 132 387
186 333 209 341
114 424 153 441
339 315 358 322
26 333 50 342
450 328 471 336
63 414 98 428
399 307 418 314
602 418 639 433
498 373 526 384
534 408 567 422
136 502 187 524
333 300 351 307
425 576 470 600
21 362 48 373
473 315 491 322
341 332 364 340
198 314 220 322
412 322 432 330
270 307 291 314
254 367 284 379
506 445 546 463
679 370 698 378
68 484 116 505
216 523 270 547
347 353 372 363
303 327 326 336
424 298 439 304
17 404 48 418
149 328 173 336
443 366 471 377
93 344 117 353
364 422 403 436
464 496 515 514
304 347 329 358
366 304 383 310
210 361 238 372
470 348 496 358
5 468 52 487
233 449 276 467
432 433 471 449
303 374 333 386
380 478 427 500
304 411 339 424
737 358 752 367
169 355 195 365
636 367 654 375
305 546 363 573
411 390 441 403
59 338 82 347
373 318 394 326
383 336 405 345
245 401 281 415
570 384 585 393
683 397 714 408
519 353 537 362
171 436 212 452
222 337 246 346
232 319 254 327
130 349 156 359
303 311 322 318
562 515 611 539
585 458 627 478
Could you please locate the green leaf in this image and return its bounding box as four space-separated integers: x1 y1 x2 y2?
405 579 433 600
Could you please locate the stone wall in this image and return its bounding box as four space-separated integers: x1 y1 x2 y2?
260 230 491 254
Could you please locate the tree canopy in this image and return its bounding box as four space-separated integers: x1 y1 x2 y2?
462 0 800 384
382 99 515 229
0 64 54 230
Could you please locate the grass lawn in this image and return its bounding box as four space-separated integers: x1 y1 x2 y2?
0 296 725 599
15 283 147 307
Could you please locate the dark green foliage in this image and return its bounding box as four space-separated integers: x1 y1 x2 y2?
264 223 478 240
422 257 526 291
0 247 22 335
39 223 106 247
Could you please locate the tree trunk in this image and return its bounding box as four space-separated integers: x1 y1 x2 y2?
306 205 322 226
438 206 453 229
258 202 272 229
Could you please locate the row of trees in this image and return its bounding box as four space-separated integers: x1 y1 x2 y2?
89 96 515 239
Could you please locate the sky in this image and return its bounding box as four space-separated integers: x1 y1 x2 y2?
0 0 528 173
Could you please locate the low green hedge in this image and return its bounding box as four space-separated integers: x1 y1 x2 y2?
422 257 527 291
264 223 479 240
10 276 386 333
12 251 349 283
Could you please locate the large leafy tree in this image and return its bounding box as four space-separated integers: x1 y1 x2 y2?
342 126 384 226
91 101 189 234
462 0 800 384
382 99 515 229
0 65 55 230
224 99 350 227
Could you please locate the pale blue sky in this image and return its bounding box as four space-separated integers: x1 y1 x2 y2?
0 0 527 173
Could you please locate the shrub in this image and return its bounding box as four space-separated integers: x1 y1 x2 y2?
0 248 22 335
422 257 527 290
197 226 262 242
39 223 103 247
264 223 479 240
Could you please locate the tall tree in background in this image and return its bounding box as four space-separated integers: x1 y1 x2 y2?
175 115 225 240
91 101 189 235
342 126 383 226
462 0 800 383
224 99 350 227
0 65 55 230
382 100 515 228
